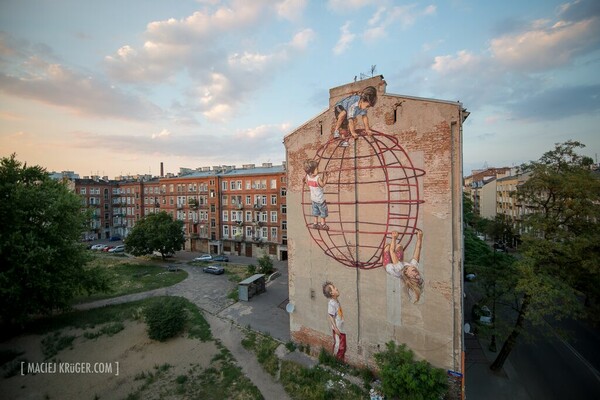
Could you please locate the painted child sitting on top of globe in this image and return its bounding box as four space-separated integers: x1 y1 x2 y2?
332 86 377 147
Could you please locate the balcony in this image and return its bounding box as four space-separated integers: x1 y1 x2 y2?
253 203 263 210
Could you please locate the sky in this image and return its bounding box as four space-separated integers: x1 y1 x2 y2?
1 0 599 178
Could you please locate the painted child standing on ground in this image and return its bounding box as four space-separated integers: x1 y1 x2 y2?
322 281 346 362
382 229 425 303
303 160 329 230
333 86 378 147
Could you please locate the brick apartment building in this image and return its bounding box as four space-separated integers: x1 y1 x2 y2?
73 163 288 260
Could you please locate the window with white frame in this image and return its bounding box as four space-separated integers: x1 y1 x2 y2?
282 204 287 214
246 195 252 205
260 211 267 222
245 211 252 221
222 195 228 205
222 181 228 191
246 180 251 190
246 226 253 237
271 227 277 241
271 195 277 205
222 211 228 221
261 227 268 238
230 181 236 190
80 187 87 195
261 195 267 205
223 225 229 237
282 220 287 230
271 179 276 189
270 211 277 223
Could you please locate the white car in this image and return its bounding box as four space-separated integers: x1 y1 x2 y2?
109 245 125 253
194 254 213 261
92 244 108 251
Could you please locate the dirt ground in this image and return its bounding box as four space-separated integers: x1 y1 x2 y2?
0 320 218 400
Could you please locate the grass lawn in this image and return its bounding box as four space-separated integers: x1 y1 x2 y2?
74 253 188 303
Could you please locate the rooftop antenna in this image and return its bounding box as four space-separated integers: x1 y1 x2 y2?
358 65 377 80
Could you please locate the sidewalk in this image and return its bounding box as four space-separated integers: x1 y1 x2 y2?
465 334 531 399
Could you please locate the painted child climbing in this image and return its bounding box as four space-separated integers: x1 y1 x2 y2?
333 85 378 147
303 160 329 230
381 229 425 303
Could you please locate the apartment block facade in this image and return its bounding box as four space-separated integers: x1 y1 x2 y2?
73 163 288 260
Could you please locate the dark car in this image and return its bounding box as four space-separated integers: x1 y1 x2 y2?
212 255 229 262
202 265 224 275
109 236 122 242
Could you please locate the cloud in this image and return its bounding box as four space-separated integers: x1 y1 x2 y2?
69 122 287 163
104 1 314 122
363 4 436 41
333 22 356 55
394 0 600 122
327 0 378 11
276 0 307 21
0 46 163 120
490 17 600 72
152 129 172 139
507 84 600 121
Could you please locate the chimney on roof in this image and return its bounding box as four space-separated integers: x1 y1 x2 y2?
160 162 164 177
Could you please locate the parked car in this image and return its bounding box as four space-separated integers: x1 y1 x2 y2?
109 245 125 253
194 254 213 261
465 273 477 281
202 265 224 275
92 244 108 251
212 255 229 262
153 251 174 258
102 245 114 252
109 236 122 242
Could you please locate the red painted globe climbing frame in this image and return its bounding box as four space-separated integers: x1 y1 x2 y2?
302 129 425 269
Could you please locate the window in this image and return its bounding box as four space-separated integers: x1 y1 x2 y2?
222 195 228 205
236 180 242 190
246 226 253 237
270 211 277 223
80 187 87 195
282 204 287 214
260 211 268 222
270 179 276 189
223 225 229 238
245 211 252 221
271 227 278 241
261 179 267 189
210 204 216 212
246 195 252 205
281 188 287 196
211 218 216 228
262 195 267 205
246 180 251 190
230 181 236 190
222 211 228 221
169 184 174 193
222 181 228 191
282 220 287 230
271 195 277 205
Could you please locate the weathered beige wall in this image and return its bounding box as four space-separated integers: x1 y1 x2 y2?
284 76 465 372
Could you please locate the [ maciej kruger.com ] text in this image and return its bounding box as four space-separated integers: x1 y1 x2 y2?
21 361 119 376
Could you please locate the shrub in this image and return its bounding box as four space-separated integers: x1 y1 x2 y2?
257 254 274 275
247 264 257 274
374 341 447 400
144 297 187 341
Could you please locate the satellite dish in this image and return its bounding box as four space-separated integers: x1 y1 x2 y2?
286 303 295 313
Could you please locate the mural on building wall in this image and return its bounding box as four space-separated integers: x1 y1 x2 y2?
301 129 426 271
322 281 346 362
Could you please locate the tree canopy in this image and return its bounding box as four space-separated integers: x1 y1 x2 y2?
0 154 108 326
490 141 600 370
124 211 185 259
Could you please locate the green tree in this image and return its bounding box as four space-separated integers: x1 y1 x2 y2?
124 211 185 259
490 141 600 371
0 154 109 326
257 253 274 275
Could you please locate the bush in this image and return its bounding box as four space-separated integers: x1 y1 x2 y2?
257 254 274 275
374 341 447 400
247 264 257 274
144 297 187 341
